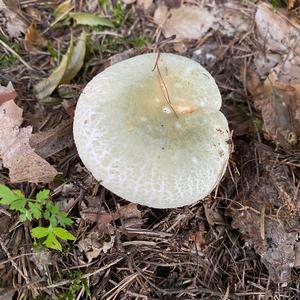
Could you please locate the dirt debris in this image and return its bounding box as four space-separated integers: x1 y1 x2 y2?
228 142 300 282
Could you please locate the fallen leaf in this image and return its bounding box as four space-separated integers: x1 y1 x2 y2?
255 3 300 55
30 248 52 272
262 73 299 147
78 224 115 262
70 12 114 27
24 7 42 21
218 2 251 37
0 83 57 183
154 5 216 40
61 31 87 83
34 37 73 101
80 195 112 224
288 0 296 9
188 222 206 251
30 118 74 158
34 33 88 101
173 41 187 53
0 82 17 105
61 99 76 116
0 0 26 38
24 23 47 53
247 68 300 148
82 210 112 224
112 203 143 228
228 142 300 283
203 198 225 227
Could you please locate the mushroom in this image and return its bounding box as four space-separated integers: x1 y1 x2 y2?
74 53 230 208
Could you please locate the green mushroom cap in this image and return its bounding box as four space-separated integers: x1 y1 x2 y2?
74 53 230 208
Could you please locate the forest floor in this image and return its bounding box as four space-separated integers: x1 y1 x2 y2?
1 0 300 299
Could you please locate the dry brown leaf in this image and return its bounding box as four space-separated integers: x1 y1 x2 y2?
0 0 26 38
80 196 112 224
262 74 299 147
203 200 225 227
218 2 251 37
82 209 112 224
255 3 300 55
30 118 74 158
61 99 76 116
188 222 206 251
0 82 17 105
288 0 296 9
154 5 216 40
173 41 187 53
246 64 300 148
24 23 47 53
0 83 57 183
113 203 143 228
78 224 115 262
228 142 300 283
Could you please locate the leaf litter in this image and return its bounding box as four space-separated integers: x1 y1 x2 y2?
34 32 87 101
0 83 57 183
228 142 300 283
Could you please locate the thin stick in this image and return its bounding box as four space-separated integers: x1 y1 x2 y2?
0 38 34 71
152 51 161 72
152 52 178 118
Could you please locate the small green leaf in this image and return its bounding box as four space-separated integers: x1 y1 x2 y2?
36 190 50 203
44 210 50 220
28 202 42 219
44 232 62 251
53 227 76 240
10 198 26 211
19 210 32 222
49 203 60 214
31 226 50 238
70 13 114 27
49 215 58 227
55 210 73 226
0 185 20 204
14 190 25 198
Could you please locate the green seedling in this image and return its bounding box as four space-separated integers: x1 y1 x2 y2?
0 185 76 251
